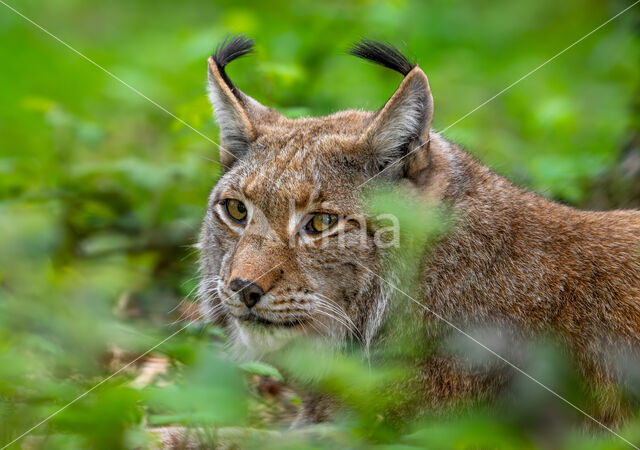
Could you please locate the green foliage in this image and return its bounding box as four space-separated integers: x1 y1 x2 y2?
1 0 639 448
146 348 248 427
240 361 284 382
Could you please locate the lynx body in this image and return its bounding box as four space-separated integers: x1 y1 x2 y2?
198 36 640 425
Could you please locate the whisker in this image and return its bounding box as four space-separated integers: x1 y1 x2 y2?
301 314 325 336
193 303 225 324
167 298 187 315
314 296 364 343
314 307 356 339
315 294 359 328
302 312 332 335
167 275 211 317
314 297 359 332
314 302 353 331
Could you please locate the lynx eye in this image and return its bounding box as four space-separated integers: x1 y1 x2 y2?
224 199 247 223
305 213 338 234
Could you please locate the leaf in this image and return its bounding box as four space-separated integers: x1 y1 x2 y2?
239 361 284 382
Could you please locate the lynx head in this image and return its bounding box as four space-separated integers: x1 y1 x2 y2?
198 35 435 357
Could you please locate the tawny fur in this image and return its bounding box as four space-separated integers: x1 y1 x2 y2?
198 36 640 427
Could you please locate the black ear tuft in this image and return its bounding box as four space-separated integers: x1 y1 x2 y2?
211 34 255 93
348 39 416 76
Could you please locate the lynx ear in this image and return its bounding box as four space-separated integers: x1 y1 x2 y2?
350 40 433 179
207 35 280 169
361 67 433 178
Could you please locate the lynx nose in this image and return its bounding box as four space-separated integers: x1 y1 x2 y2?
229 278 265 308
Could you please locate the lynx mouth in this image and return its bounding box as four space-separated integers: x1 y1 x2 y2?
238 314 306 328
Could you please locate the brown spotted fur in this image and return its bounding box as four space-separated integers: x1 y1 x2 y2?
198 38 640 427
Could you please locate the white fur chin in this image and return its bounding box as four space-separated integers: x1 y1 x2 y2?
231 318 302 359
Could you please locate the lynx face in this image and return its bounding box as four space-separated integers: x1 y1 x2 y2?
198 37 434 356
200 119 380 353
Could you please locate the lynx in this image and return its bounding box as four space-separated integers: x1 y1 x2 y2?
198 35 640 426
